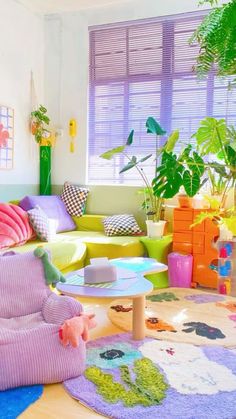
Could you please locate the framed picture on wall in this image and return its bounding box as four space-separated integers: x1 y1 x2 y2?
0 105 14 170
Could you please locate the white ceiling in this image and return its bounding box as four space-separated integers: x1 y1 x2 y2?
16 0 133 14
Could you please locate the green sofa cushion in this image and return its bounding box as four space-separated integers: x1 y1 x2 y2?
12 231 145 271
12 237 87 273
58 231 145 264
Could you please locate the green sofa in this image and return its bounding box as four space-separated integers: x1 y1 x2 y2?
13 214 145 273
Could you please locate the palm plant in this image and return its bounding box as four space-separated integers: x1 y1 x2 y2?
191 0 236 77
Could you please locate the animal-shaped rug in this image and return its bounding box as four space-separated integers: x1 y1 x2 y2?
64 333 236 419
108 288 236 347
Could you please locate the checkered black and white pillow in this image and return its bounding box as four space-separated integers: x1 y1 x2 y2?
61 182 89 217
103 214 142 236
28 206 57 242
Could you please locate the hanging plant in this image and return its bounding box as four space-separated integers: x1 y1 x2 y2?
30 105 51 145
191 0 236 77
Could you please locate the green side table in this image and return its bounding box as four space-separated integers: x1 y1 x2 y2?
139 235 173 288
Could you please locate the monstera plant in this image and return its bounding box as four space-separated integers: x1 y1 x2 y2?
152 145 206 200
191 117 236 235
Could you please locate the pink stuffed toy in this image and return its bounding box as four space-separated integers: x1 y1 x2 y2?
59 313 96 348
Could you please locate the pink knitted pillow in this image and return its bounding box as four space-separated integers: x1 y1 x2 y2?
0 203 34 249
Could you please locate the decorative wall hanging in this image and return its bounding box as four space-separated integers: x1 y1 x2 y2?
0 105 14 170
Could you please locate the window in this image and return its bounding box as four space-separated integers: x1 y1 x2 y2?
88 11 236 185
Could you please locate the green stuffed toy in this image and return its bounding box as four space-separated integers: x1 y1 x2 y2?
34 247 66 287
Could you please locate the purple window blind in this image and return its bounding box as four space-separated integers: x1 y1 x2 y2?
88 12 236 185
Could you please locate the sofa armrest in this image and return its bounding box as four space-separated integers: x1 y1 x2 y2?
72 214 106 232
42 292 83 325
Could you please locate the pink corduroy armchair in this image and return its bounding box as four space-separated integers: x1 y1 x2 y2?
0 251 86 390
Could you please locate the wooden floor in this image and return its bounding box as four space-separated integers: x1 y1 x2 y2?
20 297 121 419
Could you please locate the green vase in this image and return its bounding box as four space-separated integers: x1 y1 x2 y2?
39 146 51 195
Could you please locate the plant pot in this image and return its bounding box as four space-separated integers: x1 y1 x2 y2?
146 220 166 238
30 120 39 135
178 194 193 208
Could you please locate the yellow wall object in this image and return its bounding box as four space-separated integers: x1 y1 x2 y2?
69 119 77 137
69 119 77 153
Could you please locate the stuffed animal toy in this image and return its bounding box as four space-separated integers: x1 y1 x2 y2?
34 247 66 286
59 313 97 348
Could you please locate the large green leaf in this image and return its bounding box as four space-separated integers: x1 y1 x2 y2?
225 145 236 180
179 145 192 162
152 152 183 198
119 156 137 174
225 145 236 167
139 154 152 163
186 152 205 176
146 117 166 135
193 117 228 156
126 130 134 146
119 154 152 174
100 145 126 160
164 130 179 152
208 161 229 178
153 172 182 199
182 171 201 197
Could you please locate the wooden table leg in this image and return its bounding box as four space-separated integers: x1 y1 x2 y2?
132 295 145 340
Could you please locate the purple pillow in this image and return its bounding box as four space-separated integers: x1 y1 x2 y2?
19 195 76 233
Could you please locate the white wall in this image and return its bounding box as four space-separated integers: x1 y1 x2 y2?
0 0 44 200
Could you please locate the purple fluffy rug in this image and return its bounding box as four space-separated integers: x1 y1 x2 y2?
64 333 236 419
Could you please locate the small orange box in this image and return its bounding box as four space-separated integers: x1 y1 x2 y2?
173 209 193 221
192 244 204 254
173 242 193 254
173 232 192 243
205 218 219 235
193 233 204 245
173 220 192 231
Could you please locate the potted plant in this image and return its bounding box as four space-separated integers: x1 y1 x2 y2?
30 105 52 195
100 117 179 237
190 116 236 237
152 143 206 206
190 0 236 236
30 105 51 146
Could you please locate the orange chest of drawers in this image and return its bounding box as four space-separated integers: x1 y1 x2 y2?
173 208 219 288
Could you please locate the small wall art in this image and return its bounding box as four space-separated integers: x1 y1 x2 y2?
0 105 14 169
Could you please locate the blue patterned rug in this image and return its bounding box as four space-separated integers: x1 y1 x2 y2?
0 385 43 419
64 333 236 419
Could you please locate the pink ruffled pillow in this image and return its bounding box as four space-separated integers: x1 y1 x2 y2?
0 203 34 249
